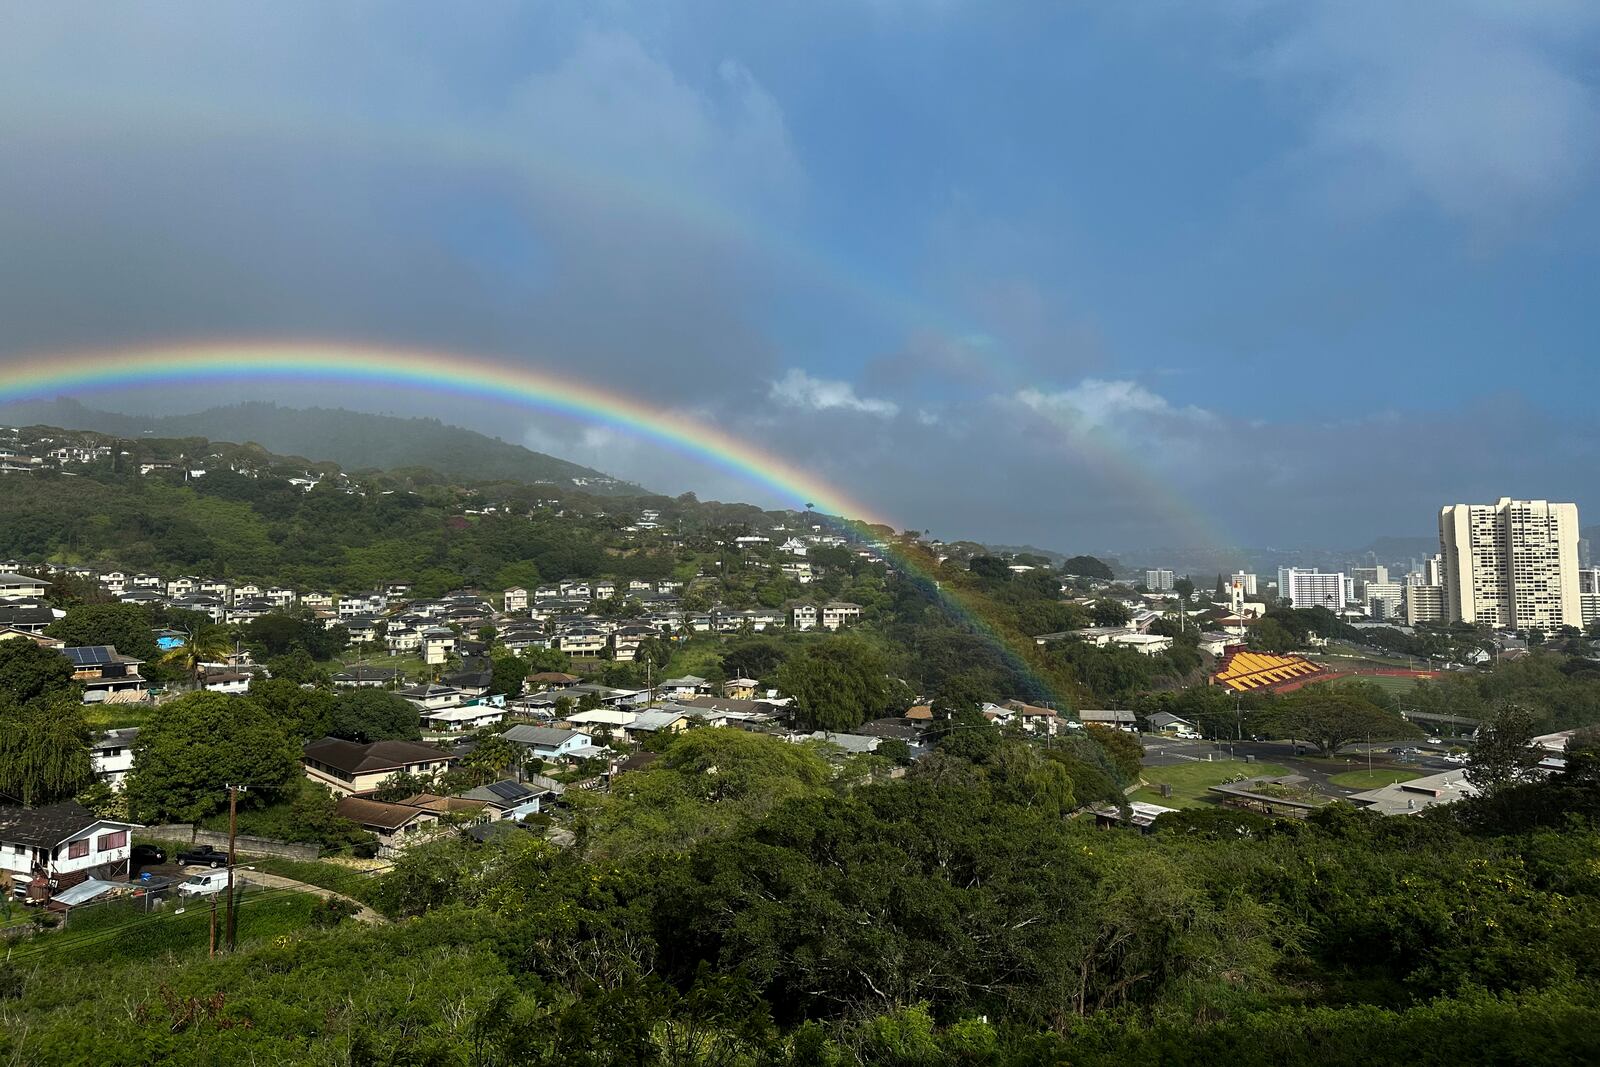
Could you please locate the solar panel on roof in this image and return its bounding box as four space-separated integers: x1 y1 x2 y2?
65 646 114 667
487 781 526 800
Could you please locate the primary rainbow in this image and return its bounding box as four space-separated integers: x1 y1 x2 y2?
0 340 1063 703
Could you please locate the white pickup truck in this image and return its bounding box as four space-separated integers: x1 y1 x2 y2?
176 871 229 898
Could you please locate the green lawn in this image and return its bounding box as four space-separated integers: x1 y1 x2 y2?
12 887 319 965
1327 768 1424 789
1132 758 1292 809
1336 673 1425 697
82 702 157 730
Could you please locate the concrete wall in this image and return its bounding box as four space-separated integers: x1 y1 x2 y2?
142 824 320 861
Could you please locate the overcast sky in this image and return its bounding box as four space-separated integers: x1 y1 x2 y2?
2 2 1597 552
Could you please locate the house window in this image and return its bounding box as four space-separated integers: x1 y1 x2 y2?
67 839 90 859
97 830 127 852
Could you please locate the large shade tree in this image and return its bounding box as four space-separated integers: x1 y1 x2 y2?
126 692 300 822
1269 688 1421 755
776 639 898 732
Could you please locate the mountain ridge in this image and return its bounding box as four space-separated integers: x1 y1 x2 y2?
0 397 648 495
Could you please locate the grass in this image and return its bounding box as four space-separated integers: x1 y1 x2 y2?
1327 768 1424 789
82 703 156 730
1132 758 1292 809
244 856 386 901
12 887 318 964
1338 673 1426 697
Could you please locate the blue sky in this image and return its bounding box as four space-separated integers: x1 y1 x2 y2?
1 2 1597 552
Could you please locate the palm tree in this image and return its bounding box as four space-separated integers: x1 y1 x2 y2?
159 628 235 689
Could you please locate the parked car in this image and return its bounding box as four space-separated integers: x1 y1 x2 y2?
177 845 229 868
176 871 229 898
130 843 166 868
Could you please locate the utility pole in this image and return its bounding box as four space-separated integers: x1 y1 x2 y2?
224 784 246 950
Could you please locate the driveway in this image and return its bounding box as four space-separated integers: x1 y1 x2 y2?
234 869 386 924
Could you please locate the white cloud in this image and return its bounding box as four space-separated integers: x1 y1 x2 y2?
1248 1 1600 223
506 30 802 213
768 369 900 417
1013 379 1210 430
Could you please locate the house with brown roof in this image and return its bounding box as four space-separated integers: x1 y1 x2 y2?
333 796 441 857
302 737 457 797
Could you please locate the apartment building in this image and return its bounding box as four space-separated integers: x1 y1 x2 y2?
1439 499 1580 630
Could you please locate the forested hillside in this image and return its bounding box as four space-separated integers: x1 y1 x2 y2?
5 730 1600 1065
0 399 646 493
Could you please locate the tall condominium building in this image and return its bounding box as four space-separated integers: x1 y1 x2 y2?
1230 571 1258 596
1438 499 1581 630
1579 569 1600 627
1144 568 1175 592
1365 581 1405 621
1405 584 1446 626
1277 567 1348 611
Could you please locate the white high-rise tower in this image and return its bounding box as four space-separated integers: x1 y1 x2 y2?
1438 498 1580 630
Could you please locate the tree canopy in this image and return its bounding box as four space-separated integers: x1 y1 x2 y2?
776 639 899 732
125 692 301 822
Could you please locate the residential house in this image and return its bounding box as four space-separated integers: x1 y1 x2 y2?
265 586 296 608
422 627 456 666
301 737 457 797
301 592 334 610
333 796 441 858
461 779 557 821
0 801 141 898
397 683 466 711
331 666 401 688
660 675 710 700
0 601 56 634
792 604 818 630
339 591 388 618
500 725 603 764
201 670 253 695
723 677 761 700
386 627 421 654
821 602 862 630
999 700 1064 735
0 572 49 600
557 627 608 658
804 731 881 755
526 671 580 691
503 587 529 612
1077 710 1139 732
1145 712 1201 739
564 708 638 737
89 728 139 790
0 627 62 648
420 704 506 733
620 709 690 742
62 646 148 704
781 561 814 584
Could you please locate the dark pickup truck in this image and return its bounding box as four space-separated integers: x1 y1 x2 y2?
176 845 229 868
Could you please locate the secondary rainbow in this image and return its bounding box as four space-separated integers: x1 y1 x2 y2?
0 340 1062 702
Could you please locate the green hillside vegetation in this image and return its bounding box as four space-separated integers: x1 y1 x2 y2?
0 398 648 493
5 731 1600 1065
